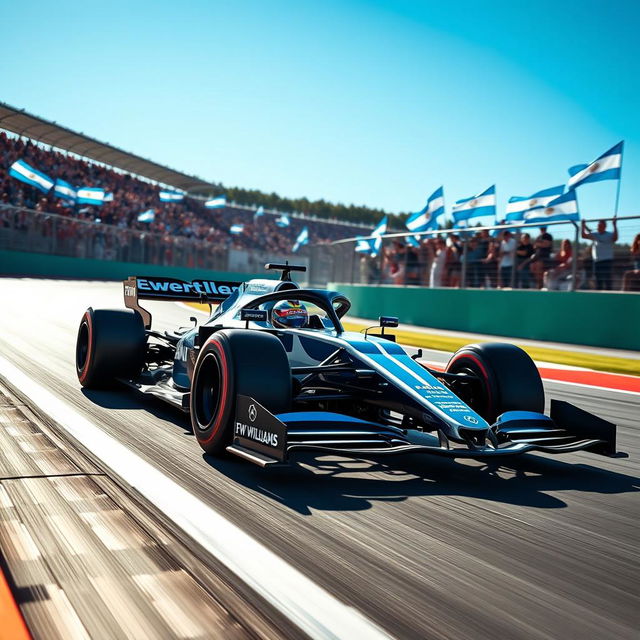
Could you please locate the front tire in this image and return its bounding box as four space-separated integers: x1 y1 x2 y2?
76 308 146 388
190 330 291 455
446 343 544 423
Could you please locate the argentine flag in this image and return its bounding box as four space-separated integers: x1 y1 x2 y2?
505 185 564 222
9 159 54 194
452 186 496 223
205 195 226 209
137 209 155 223
406 187 445 233
522 191 578 223
567 141 623 190
76 187 106 205
355 215 387 257
53 179 76 203
292 227 309 253
229 224 244 235
103 192 114 203
275 214 291 228
254 205 265 220
159 190 184 202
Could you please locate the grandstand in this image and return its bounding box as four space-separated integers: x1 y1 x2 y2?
0 103 379 275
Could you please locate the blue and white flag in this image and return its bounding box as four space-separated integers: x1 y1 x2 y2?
53 178 76 203
452 186 496 223
159 190 184 202
505 185 564 221
9 159 54 194
76 187 105 205
355 236 382 256
205 195 226 209
229 223 244 235
103 192 114 203
406 187 445 233
355 215 387 257
567 141 623 190
254 205 264 220
522 190 579 223
275 214 291 228
373 215 388 237
292 226 309 252
137 209 155 223
406 235 421 248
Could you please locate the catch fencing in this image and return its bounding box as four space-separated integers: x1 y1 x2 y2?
308 215 640 293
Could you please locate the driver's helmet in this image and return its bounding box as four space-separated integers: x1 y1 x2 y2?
271 300 309 328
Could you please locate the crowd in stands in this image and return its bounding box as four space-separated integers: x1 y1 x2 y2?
0 132 365 262
2 132 639 291
364 221 638 291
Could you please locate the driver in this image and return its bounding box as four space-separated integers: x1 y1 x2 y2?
271 300 309 328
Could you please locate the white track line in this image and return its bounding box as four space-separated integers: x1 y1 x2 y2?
0 355 391 640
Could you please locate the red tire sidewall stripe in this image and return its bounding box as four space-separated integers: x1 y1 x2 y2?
78 311 93 384
197 339 230 445
449 352 493 415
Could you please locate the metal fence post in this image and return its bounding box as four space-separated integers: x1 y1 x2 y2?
571 223 579 291
460 238 468 289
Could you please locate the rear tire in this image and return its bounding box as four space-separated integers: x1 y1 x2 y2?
446 343 544 423
190 330 291 455
76 308 146 388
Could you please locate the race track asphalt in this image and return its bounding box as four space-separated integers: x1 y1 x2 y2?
0 278 638 640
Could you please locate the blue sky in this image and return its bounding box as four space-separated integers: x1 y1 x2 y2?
1 0 638 231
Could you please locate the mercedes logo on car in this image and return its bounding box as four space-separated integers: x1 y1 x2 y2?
248 404 257 423
463 415 479 424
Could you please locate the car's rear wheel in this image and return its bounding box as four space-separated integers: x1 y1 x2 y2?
190 329 292 455
446 342 544 423
76 308 146 388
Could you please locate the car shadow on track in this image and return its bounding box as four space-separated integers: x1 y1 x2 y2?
80 388 639 516
80 388 192 434
203 452 640 515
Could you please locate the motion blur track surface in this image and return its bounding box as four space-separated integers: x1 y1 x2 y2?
0 278 638 640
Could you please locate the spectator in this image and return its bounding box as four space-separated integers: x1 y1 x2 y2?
498 230 516 287
430 237 448 287
464 236 485 287
446 234 462 288
581 219 618 290
481 236 499 288
530 226 554 288
515 233 535 288
622 233 640 292
544 239 573 290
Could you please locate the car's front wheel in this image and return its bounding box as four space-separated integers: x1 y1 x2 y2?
446 342 544 423
190 329 292 455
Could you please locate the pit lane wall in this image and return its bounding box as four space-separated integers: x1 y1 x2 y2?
0 250 269 283
330 283 640 351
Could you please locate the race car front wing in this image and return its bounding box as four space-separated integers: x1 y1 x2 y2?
226 396 624 467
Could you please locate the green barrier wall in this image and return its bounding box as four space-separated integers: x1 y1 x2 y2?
0 250 270 282
330 283 640 351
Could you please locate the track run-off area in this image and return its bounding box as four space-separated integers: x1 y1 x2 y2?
0 278 638 640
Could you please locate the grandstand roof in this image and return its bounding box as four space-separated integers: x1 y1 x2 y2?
0 101 216 194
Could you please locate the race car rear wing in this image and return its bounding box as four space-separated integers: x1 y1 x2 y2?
123 275 241 328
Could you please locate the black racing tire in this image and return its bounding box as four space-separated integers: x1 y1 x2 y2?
76 308 146 388
190 329 291 455
446 342 544 423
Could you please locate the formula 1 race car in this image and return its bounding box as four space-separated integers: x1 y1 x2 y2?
75 263 621 467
